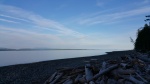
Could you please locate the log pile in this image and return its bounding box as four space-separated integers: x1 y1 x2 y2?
44 53 150 84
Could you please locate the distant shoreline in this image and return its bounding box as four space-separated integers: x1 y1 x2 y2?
0 48 100 51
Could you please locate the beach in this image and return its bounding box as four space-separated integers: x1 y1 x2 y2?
0 50 132 84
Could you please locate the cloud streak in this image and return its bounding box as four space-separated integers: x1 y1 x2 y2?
0 24 132 49
78 6 150 25
0 4 85 38
0 18 19 23
0 14 30 22
0 25 65 48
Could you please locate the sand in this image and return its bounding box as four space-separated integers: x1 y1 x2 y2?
0 50 132 84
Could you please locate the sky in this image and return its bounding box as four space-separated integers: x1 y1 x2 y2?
0 0 150 50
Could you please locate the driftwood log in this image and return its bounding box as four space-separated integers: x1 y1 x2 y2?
85 64 93 82
44 52 150 84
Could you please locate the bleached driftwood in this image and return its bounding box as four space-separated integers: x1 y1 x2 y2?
135 72 148 83
128 75 145 84
85 64 93 82
88 64 119 82
101 61 107 69
120 63 128 69
45 51 150 84
44 72 57 84
63 78 73 84
99 61 107 74
89 81 95 84
50 73 63 84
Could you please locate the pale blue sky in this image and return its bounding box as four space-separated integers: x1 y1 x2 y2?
0 0 150 49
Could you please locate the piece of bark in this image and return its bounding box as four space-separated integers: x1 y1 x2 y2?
85 64 93 82
50 73 63 84
88 64 119 82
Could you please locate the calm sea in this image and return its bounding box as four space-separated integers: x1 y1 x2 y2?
0 49 115 67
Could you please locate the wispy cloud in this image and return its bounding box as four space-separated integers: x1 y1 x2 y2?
0 25 65 48
0 25 132 49
78 6 150 25
0 4 134 49
0 4 85 38
0 14 30 22
0 25 97 48
0 18 19 23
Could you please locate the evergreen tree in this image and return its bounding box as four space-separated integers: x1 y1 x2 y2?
134 24 150 52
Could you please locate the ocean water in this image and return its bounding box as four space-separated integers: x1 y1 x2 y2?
0 49 114 67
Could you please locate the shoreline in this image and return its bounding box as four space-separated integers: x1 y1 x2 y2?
0 50 132 84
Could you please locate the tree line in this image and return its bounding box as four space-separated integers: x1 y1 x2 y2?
134 15 150 53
